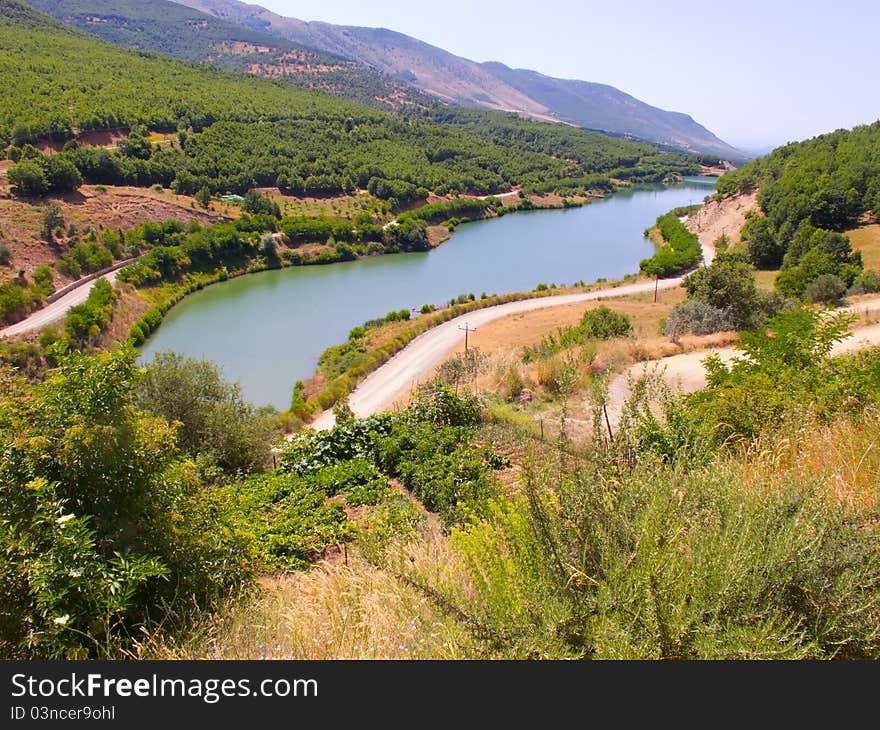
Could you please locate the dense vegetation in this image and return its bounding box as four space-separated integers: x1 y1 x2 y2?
640 210 703 277
716 122 878 296
26 0 424 112
1 0 698 201
386 307 880 659
0 348 252 658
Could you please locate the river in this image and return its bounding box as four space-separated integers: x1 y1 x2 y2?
140 177 716 409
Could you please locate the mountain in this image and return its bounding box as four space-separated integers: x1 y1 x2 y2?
173 0 743 160
0 0 701 201
25 0 429 112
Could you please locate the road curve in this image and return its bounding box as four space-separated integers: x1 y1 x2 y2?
309 276 687 430
0 268 124 339
605 301 880 430
309 221 719 431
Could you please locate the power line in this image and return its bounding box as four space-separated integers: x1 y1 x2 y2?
458 323 477 351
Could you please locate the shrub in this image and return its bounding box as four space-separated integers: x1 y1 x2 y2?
0 244 11 266
0 349 250 658
851 269 880 294
580 306 633 339
804 273 847 305
685 252 778 330
664 300 734 336
32 264 54 294
137 352 276 475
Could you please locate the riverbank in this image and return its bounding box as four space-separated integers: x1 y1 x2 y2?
139 179 717 409
305 183 731 429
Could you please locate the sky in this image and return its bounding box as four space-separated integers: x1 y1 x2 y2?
257 0 880 152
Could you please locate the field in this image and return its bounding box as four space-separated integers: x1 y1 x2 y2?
849 224 880 269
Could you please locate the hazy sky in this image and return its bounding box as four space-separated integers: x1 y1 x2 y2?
257 0 879 152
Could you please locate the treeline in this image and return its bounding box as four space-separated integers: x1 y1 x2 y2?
716 121 880 234
639 211 702 277
1 0 699 202
715 122 879 297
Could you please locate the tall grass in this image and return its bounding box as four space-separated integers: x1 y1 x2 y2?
403 410 880 659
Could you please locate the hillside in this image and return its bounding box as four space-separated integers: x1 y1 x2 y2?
714 121 880 297
171 0 743 159
25 0 429 111
0 0 702 199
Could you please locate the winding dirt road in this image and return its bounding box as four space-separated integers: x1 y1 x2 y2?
605 299 880 429
310 277 687 430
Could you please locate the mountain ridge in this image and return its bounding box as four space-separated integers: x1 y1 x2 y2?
25 0 432 112
173 0 743 159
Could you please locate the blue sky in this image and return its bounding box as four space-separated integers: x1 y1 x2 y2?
258 0 879 152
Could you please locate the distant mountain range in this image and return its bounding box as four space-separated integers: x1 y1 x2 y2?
174 0 744 160
29 0 744 160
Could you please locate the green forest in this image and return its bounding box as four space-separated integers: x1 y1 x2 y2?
717 122 880 296
25 0 426 112
0 0 699 200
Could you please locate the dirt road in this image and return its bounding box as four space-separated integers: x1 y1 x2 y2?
310 210 724 431
310 277 689 430
605 302 880 429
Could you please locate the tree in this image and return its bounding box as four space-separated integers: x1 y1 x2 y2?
7 159 48 197
43 155 83 193
194 186 211 209
0 348 250 657
40 204 64 243
743 216 783 269
137 351 276 474
684 252 774 330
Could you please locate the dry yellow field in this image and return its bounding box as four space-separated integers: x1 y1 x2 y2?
849 224 880 270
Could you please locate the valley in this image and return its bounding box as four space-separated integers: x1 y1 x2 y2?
1 0 880 668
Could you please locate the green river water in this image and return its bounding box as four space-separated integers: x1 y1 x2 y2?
140 177 716 409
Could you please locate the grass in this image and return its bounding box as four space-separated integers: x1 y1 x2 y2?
144 557 476 660
848 224 880 270
753 268 780 291
148 406 880 660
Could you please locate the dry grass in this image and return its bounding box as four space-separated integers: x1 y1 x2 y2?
735 410 880 511
171 558 474 660
849 224 880 270
753 268 779 291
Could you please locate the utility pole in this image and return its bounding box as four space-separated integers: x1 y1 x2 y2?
654 274 659 303
458 323 476 352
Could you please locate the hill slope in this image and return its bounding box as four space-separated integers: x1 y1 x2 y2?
173 0 743 159
25 0 427 111
0 1 702 200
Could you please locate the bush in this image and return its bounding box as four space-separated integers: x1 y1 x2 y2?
580 306 633 339
0 349 250 658
137 352 276 475
641 211 702 277
64 278 115 342
665 300 734 336
804 273 847 304
210 473 348 571
0 244 11 266
427 442 880 658
851 269 880 294
684 252 778 330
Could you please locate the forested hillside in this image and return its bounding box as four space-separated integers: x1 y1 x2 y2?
0 0 699 199
173 0 743 159
26 0 428 111
715 122 880 297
